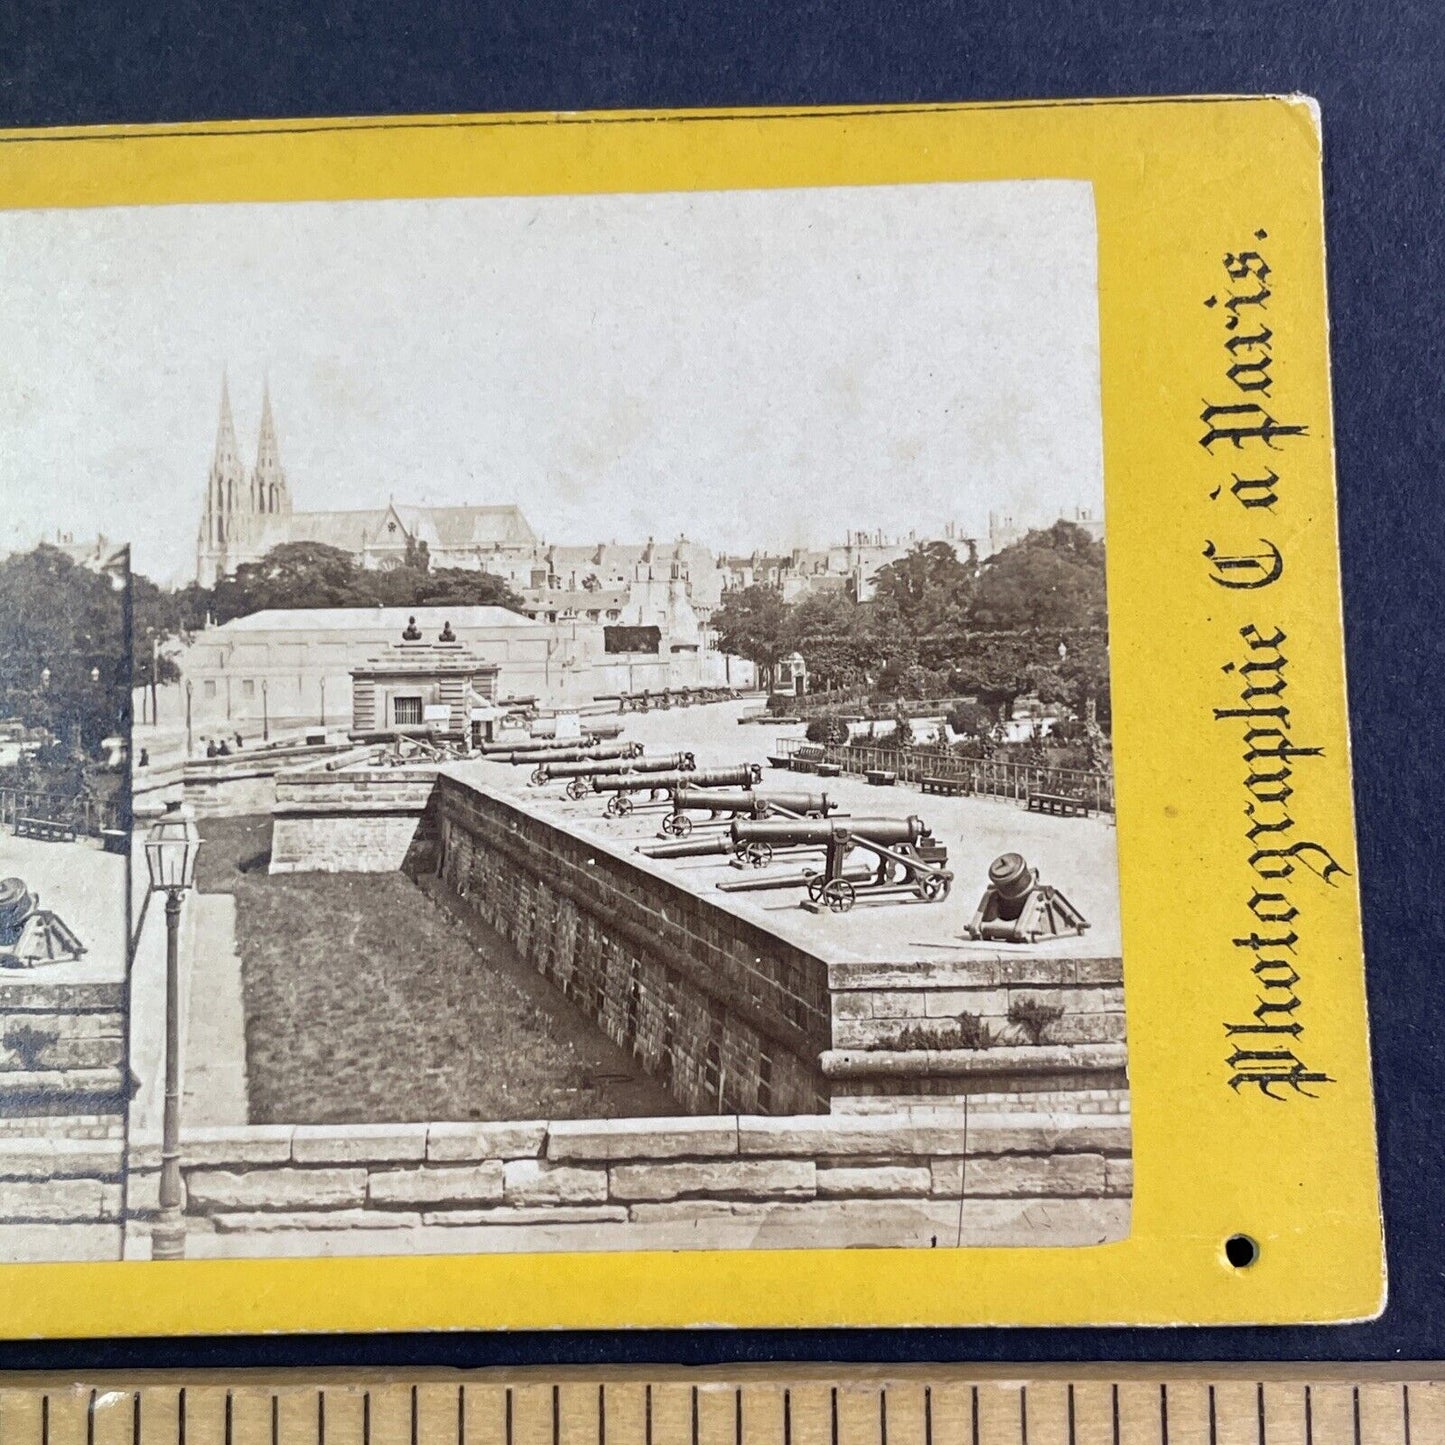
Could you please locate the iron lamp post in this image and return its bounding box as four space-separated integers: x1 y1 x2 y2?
143 800 202 1260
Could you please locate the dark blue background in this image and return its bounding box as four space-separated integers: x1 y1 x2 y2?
1 0 1440 1369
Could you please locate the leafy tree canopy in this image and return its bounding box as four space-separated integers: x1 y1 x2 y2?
0 545 128 758
971 521 1106 631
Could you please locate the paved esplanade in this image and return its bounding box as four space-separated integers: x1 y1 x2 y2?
451 698 1122 964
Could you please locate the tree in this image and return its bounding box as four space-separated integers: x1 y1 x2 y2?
713 585 789 689
211 541 360 620
971 521 1106 630
0 545 128 760
869 540 977 636
781 590 870 690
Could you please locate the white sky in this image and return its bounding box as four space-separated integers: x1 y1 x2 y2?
0 181 1102 584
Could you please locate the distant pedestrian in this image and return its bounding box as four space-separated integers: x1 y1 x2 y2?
234 732 244 749
138 747 149 768
205 738 217 758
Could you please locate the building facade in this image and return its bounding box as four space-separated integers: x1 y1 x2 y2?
195 378 539 587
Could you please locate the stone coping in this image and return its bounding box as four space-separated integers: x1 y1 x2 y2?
128 1109 1131 1169
820 1043 1129 1079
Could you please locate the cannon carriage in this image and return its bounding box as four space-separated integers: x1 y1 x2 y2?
658 786 836 837
731 817 951 911
0 876 86 968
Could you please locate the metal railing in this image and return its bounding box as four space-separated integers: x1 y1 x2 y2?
772 737 1115 814
0 788 127 836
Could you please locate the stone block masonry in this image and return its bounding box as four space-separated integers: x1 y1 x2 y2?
125 1107 1130 1256
0 980 128 1120
433 775 832 1116
269 768 441 875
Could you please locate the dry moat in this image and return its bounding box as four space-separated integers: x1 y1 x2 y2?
196 814 684 1125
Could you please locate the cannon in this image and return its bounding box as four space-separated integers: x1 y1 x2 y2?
491 740 644 767
0 876 86 968
731 817 952 911
659 787 835 837
479 735 589 756
964 852 1089 943
639 813 899 867
534 751 696 793
593 763 763 816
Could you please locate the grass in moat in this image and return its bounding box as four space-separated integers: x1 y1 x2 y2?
196 814 685 1125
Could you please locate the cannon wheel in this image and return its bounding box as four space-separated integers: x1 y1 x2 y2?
739 841 773 869
607 794 633 817
681 752 697 771
529 768 547 787
628 742 645 758
920 873 951 903
804 871 824 904
821 878 856 913
661 812 693 837
566 778 589 801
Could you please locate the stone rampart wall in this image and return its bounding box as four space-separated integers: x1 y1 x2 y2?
434 777 832 1116
269 768 440 874
824 955 1128 1101
125 1108 1130 1255
182 743 356 818
0 980 127 1120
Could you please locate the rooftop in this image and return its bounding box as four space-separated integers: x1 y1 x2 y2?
212 606 542 634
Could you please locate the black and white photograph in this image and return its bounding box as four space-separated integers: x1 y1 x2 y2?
0 180 1126 1260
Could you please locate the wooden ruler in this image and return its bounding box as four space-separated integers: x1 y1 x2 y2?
0 1369 1438 1445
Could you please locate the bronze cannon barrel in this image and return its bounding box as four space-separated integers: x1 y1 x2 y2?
479 735 587 755
730 816 926 848
497 740 640 765
636 836 738 860
593 763 761 794
542 752 694 781
671 786 833 817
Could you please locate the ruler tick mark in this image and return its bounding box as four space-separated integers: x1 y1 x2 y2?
413 1387 421 1445
643 1388 650 1445
1208 1386 1217 1445
224 1394 233 1445
1304 1385 1312 1445
178 1390 186 1445
1067 1385 1075 1445
505 1390 513 1445
1112 1384 1120 1445
458 1388 465 1445
1257 1383 1265 1445
830 1388 838 1445
319 1391 326 1445
133 1393 141 1445
1019 1386 1027 1445
87 1390 96 1445
1352 1387 1361 1445
1403 1384 1412 1445
733 1389 740 1445
971 1386 979 1445
784 1390 792 1445
691 1388 698 1445
41 1395 48 1445
362 1395 370 1445
923 1388 933 1445
1159 1384 1169 1445
597 1384 604 1445
552 1386 560 1445
271 1396 278 1445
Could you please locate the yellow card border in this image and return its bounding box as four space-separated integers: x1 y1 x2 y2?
0 96 1382 1332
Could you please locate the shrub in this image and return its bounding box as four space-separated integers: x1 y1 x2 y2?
946 700 995 738
1008 997 1064 1045
804 718 830 744
893 1012 996 1051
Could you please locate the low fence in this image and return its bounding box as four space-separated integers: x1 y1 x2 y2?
772 738 1115 814
0 789 127 837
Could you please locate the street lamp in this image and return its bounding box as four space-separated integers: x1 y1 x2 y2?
261 678 269 742
143 799 202 1261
